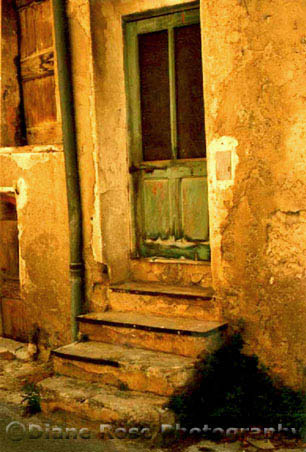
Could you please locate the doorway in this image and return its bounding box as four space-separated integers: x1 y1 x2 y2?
125 6 210 262
0 192 25 341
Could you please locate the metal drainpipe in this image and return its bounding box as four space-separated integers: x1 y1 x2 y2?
52 0 84 341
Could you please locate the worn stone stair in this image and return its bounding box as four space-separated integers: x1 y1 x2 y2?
108 281 220 321
52 341 195 396
39 375 174 425
77 311 226 358
39 281 227 425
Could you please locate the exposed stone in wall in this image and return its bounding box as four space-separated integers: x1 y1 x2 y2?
266 210 306 279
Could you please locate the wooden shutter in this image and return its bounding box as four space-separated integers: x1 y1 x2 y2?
16 0 62 145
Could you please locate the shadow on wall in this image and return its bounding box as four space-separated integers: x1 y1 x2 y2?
168 332 306 439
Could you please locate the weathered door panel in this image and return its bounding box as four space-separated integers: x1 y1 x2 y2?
143 179 171 240
138 161 210 260
181 177 209 242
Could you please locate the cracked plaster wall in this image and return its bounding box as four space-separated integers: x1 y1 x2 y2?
86 0 306 387
82 0 306 386
0 148 71 352
1 0 305 388
201 0 306 388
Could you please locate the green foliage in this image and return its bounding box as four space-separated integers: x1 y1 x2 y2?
22 383 41 415
119 382 129 391
169 333 305 437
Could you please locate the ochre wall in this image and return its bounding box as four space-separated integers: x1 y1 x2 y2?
1 0 305 389
201 0 306 388
0 147 71 353
86 0 306 387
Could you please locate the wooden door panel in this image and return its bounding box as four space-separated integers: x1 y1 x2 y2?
181 177 209 241
23 76 57 127
142 179 171 240
18 0 53 58
138 163 209 260
175 24 206 159
16 0 62 144
19 5 35 57
35 0 54 51
139 30 171 161
2 298 27 342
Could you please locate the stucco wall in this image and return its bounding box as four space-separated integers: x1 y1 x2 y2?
0 146 71 352
1 0 304 389
201 0 306 388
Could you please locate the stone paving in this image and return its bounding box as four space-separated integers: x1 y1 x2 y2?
0 338 304 452
0 398 305 452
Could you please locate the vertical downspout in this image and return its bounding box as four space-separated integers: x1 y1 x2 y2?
52 0 84 341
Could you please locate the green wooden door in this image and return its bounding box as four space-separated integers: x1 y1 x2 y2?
125 7 210 261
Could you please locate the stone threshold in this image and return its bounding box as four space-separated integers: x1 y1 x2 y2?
110 280 214 300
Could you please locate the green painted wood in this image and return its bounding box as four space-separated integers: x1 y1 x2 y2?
140 242 210 261
124 21 140 255
135 9 200 34
123 2 199 23
124 7 210 261
143 179 171 239
171 178 182 240
181 177 209 241
139 161 209 260
168 27 178 159
125 22 142 165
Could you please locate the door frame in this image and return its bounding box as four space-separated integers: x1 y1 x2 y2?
123 2 210 262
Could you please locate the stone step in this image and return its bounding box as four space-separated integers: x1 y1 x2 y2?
38 375 174 426
108 281 220 321
52 341 195 396
77 311 227 358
